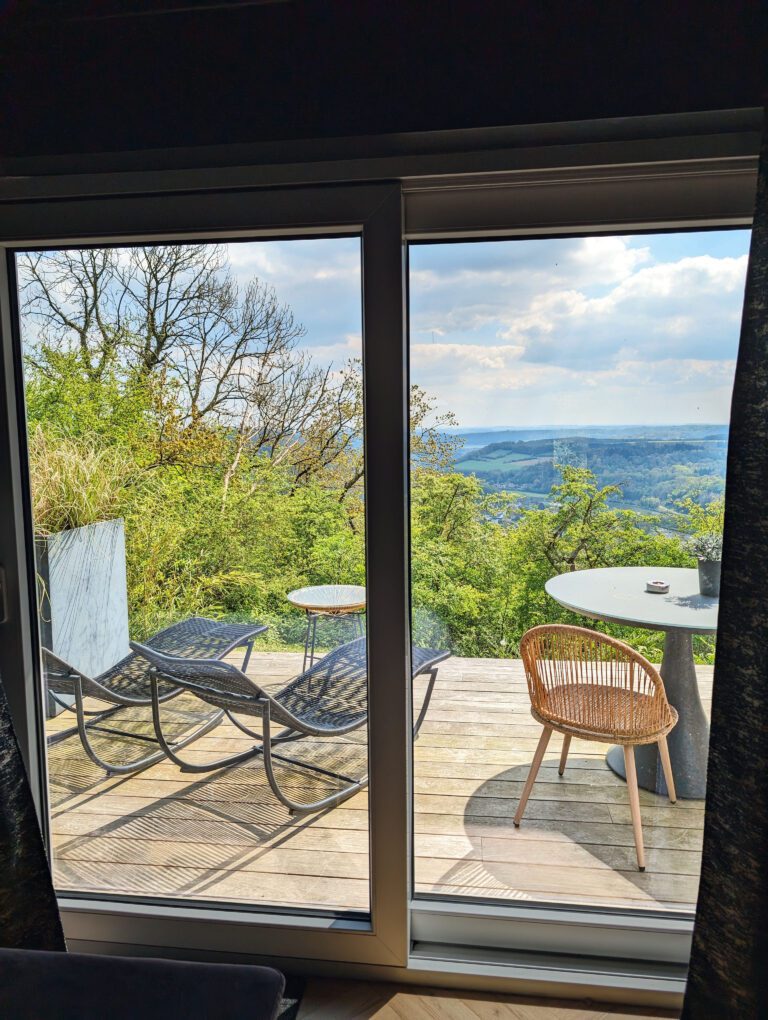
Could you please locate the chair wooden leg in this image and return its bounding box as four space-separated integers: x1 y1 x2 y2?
623 745 646 871
558 734 571 776
658 735 677 803
514 727 552 827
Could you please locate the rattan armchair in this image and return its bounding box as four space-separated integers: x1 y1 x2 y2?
514 624 679 870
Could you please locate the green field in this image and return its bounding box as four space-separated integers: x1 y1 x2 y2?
458 451 542 472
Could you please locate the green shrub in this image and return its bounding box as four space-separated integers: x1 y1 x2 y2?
29 428 135 535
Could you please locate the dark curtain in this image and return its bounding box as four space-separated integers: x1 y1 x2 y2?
682 113 768 1018
0 675 64 950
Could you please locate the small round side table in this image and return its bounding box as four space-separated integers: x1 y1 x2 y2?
286 584 367 670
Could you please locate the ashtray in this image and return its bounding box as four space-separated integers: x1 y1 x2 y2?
646 580 669 594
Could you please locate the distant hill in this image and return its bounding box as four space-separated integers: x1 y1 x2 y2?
453 428 729 510
451 424 729 454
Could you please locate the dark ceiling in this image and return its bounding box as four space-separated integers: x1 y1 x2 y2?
0 0 765 160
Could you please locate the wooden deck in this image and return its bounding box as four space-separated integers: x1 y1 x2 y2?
45 653 708 914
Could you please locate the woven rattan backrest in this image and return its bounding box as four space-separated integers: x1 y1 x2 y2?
520 624 671 739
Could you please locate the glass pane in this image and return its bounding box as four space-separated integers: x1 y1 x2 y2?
17 238 370 914
409 230 750 913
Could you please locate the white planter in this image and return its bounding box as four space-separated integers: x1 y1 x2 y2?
37 519 130 710
697 558 721 598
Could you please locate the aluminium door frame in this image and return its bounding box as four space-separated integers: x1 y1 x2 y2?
0 181 412 968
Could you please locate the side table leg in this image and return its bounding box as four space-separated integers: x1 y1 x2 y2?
302 612 312 672
606 630 710 798
309 613 319 667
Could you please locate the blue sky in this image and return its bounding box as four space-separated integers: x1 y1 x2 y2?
227 229 750 428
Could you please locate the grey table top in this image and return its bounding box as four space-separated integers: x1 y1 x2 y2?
287 584 366 613
545 566 719 634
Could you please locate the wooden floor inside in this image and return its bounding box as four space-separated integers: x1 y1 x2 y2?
297 978 678 1019
46 653 708 913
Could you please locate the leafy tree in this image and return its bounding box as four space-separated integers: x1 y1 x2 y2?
19 247 358 486
676 495 725 538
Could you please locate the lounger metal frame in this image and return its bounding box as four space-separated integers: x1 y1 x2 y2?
45 617 267 775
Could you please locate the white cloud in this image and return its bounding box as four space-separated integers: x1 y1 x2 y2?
413 342 525 372
307 332 362 366
412 246 748 378
594 254 739 311
218 233 750 428
225 238 362 356
223 234 749 427
567 235 652 282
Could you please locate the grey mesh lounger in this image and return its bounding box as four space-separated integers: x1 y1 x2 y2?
45 616 267 774
131 635 450 813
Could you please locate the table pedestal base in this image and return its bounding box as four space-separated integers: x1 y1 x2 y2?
605 630 709 799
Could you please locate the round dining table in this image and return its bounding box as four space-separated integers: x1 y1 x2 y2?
545 566 717 799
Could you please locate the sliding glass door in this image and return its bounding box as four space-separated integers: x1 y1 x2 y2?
0 184 411 966
407 226 750 932
15 234 376 913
